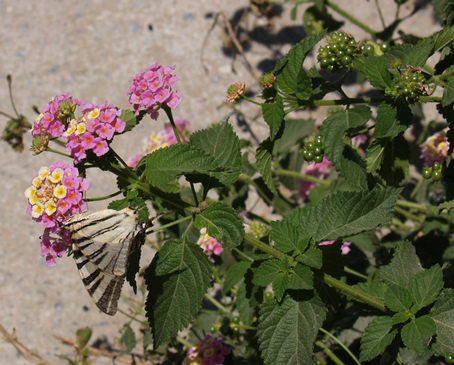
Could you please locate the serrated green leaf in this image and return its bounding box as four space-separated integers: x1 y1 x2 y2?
288 188 401 242
119 323 137 353
366 140 385 173
254 259 281 286
384 284 414 312
145 240 212 347
430 289 454 355
194 202 245 249
258 294 327 365
359 55 393 90
262 96 284 140
189 122 241 186
355 281 387 303
442 78 454 107
392 311 411 325
236 282 254 326
297 247 323 269
377 241 423 286
408 265 444 310
401 316 436 356
144 143 219 193
223 261 251 294
256 139 277 195
288 264 313 290
295 68 312 100
375 102 412 139
273 273 289 301
360 316 398 362
271 220 309 253
431 25 454 54
378 135 410 187
385 42 433 68
273 118 315 154
120 109 145 133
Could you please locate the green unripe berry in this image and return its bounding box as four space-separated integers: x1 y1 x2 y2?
433 161 442 171
320 58 330 67
306 141 314 150
314 154 323 163
446 354 454 364
422 167 432 179
264 291 274 300
380 43 389 52
341 55 352 65
313 146 323 155
433 170 443 181
210 325 217 332
327 65 335 72
232 316 240 324
314 136 323 147
304 151 314 161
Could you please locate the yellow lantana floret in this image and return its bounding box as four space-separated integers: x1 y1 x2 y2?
75 123 87 136
32 176 42 187
45 201 57 215
87 108 100 119
49 168 64 183
53 185 67 199
32 203 44 218
38 166 50 179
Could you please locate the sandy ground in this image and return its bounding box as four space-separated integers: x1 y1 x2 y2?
0 1 440 363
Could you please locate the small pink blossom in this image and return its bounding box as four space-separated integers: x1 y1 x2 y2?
184 335 230 365
92 138 109 156
299 157 331 200
319 240 352 255
420 127 450 166
197 228 223 262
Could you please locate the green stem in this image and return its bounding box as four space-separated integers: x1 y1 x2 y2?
241 95 262 106
326 0 378 39
395 206 423 223
319 328 361 365
344 266 368 281
46 147 73 159
375 0 386 29
396 199 428 212
176 336 193 349
204 293 229 313
315 341 344 365
85 190 123 202
233 247 254 262
147 215 192 233
163 105 182 144
110 147 131 170
295 96 441 108
274 168 331 187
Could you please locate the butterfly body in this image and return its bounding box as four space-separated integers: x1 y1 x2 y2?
63 208 140 315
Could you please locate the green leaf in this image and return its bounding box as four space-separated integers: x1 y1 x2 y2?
119 323 137 353
223 261 251 294
76 327 92 349
360 55 393 90
377 241 423 286
254 259 281 286
375 102 412 139
442 78 454 107
144 143 219 193
408 265 444 310
355 281 387 303
273 118 315 154
189 122 242 187
236 282 254 326
275 33 325 91
194 202 245 249
258 294 327 365
120 109 145 133
360 316 398 362
287 188 401 242
145 239 212 347
385 42 433 68
256 139 277 195
262 96 284 140
272 273 290 301
271 219 309 253
297 247 323 269
430 289 454 355
384 284 414 312
295 68 313 100
288 263 313 290
392 311 411 325
431 25 454 54
401 316 436 356
366 140 385 174
377 135 410 187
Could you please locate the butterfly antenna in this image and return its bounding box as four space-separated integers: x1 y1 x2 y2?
143 210 176 234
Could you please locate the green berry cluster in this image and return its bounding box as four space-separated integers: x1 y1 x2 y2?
317 31 360 72
422 161 443 181
302 135 324 163
385 66 428 102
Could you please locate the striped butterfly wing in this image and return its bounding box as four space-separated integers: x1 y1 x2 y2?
63 208 139 315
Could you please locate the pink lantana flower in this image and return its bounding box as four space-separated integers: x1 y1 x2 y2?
25 162 89 266
184 335 231 365
420 127 450 166
319 240 352 255
197 228 223 262
299 157 331 200
127 62 181 119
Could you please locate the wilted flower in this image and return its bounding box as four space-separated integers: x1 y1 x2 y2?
420 128 450 166
184 335 231 365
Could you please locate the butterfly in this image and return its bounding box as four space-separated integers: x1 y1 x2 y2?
63 207 151 315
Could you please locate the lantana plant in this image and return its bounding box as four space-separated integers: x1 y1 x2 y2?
4 1 454 363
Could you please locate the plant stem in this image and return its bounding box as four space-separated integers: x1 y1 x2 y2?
315 341 344 365
85 190 123 202
319 328 361 365
233 247 254 262
163 105 182 143
176 336 193 349
110 147 131 170
204 293 229 313
325 0 378 39
396 199 427 212
274 168 331 187
375 0 386 29
46 147 73 159
148 215 192 233
395 206 423 223
295 96 441 108
241 95 262 106
344 266 368 281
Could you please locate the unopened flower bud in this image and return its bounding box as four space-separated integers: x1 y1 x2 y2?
226 82 245 103
31 135 49 155
259 73 276 89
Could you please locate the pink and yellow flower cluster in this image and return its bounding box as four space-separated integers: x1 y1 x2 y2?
25 161 89 266
420 127 450 166
32 95 125 163
128 62 181 119
127 119 190 168
197 228 223 262
184 335 231 365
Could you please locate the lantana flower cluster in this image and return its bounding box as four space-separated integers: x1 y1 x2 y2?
32 95 125 164
197 228 223 262
25 161 89 266
127 62 181 119
184 335 231 365
319 240 352 255
127 119 190 168
299 157 331 200
420 127 450 166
